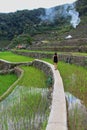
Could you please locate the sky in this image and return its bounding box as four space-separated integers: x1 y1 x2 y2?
0 0 77 13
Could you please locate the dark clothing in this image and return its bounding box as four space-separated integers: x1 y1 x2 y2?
53 55 58 63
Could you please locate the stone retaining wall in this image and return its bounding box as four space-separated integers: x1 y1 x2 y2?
13 51 87 67
32 59 53 78
29 46 79 52
28 45 87 52
0 59 32 70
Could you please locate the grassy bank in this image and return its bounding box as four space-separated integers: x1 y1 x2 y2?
17 66 47 88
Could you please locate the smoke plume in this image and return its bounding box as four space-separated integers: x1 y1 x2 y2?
68 3 81 28
40 2 80 28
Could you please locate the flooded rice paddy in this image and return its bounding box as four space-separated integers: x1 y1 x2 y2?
0 86 50 130
65 92 87 130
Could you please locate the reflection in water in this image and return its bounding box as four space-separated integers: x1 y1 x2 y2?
65 92 81 110
0 86 49 109
0 86 50 130
65 92 87 130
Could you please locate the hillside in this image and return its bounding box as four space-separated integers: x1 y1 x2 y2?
0 0 87 50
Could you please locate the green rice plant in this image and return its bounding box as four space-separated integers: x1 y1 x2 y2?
58 62 87 107
43 58 87 106
17 66 47 88
0 51 34 62
68 106 87 130
0 86 49 130
0 65 49 130
0 74 17 96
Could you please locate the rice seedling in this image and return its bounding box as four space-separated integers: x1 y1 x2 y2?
68 107 87 130
17 66 47 88
0 86 50 130
66 92 87 130
58 62 87 107
0 74 17 96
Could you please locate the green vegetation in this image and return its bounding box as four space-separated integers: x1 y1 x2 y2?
0 9 44 40
0 65 49 130
0 74 17 96
0 51 87 130
0 86 49 130
58 62 87 107
13 49 54 53
0 51 34 62
0 39 10 49
0 0 87 128
43 58 87 107
68 107 87 130
15 50 87 56
11 34 32 48
17 66 47 88
72 52 87 56
0 0 87 49
0 7 70 41
76 0 87 16
56 25 72 35
43 58 87 130
58 62 87 130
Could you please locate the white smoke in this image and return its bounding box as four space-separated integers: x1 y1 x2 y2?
40 2 80 28
68 4 81 28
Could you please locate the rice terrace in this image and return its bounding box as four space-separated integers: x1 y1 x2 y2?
0 0 87 129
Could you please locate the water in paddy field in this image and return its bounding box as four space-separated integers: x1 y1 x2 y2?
0 86 50 130
65 92 87 130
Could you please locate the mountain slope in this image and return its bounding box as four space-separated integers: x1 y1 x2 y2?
0 0 87 49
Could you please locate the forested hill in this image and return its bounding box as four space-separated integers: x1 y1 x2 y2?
0 0 87 42
0 5 72 40
0 8 45 40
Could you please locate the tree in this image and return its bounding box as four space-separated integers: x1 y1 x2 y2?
11 34 32 48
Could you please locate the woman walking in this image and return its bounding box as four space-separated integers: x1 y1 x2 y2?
53 52 58 70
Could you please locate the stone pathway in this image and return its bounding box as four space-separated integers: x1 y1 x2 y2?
46 63 68 130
